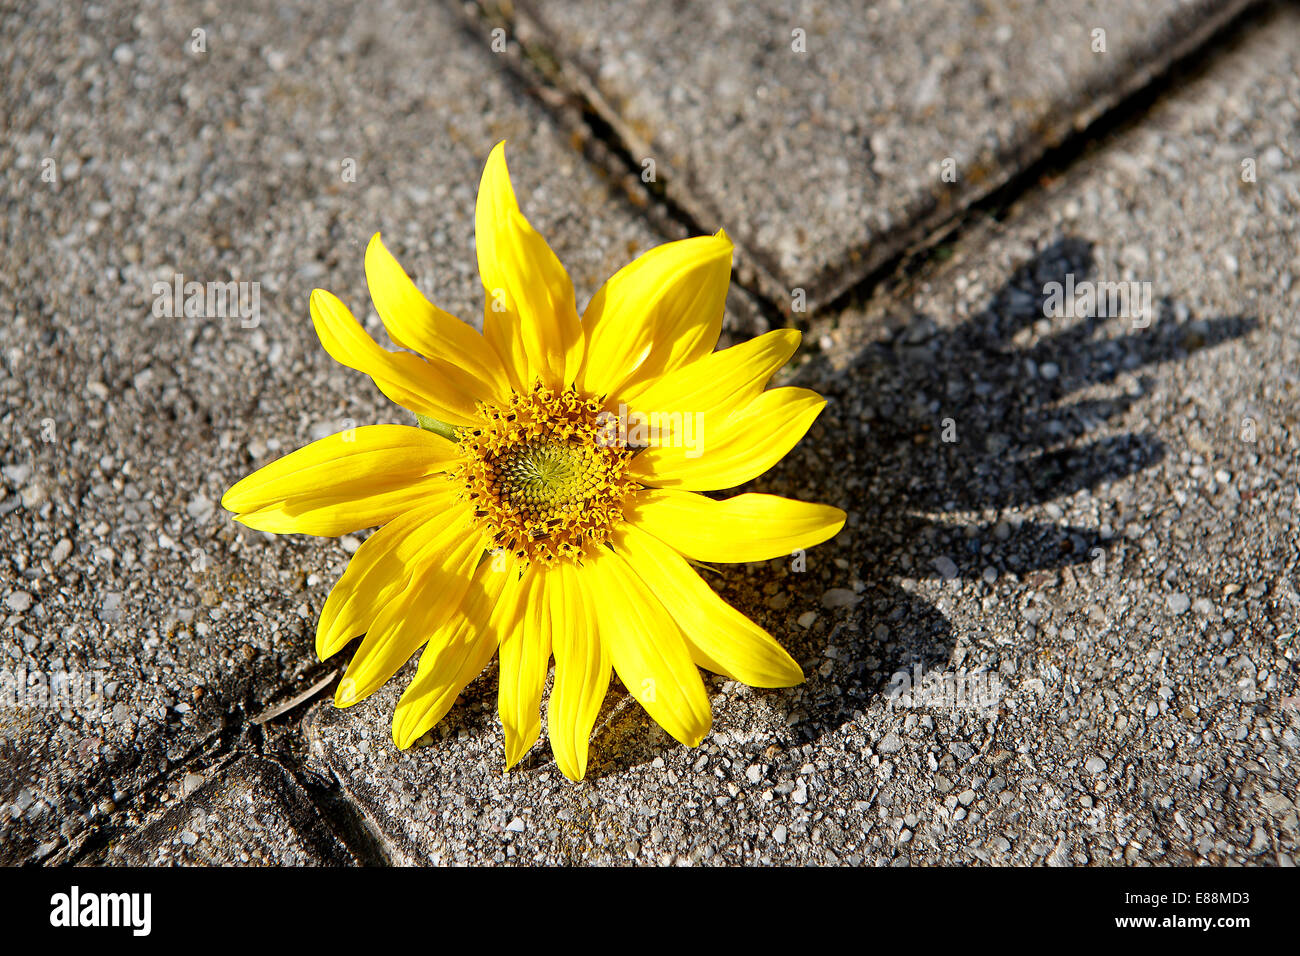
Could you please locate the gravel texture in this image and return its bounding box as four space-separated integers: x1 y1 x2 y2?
1 0 1296 866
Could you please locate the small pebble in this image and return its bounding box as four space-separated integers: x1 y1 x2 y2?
821 588 860 609
932 556 959 580
877 733 904 754
5 591 33 613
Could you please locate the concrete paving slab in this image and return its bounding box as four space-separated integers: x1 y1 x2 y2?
488 0 1257 310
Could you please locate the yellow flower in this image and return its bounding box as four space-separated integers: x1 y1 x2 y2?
222 142 845 780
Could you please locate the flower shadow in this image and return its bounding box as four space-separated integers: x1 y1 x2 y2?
589 233 1256 771
764 234 1257 744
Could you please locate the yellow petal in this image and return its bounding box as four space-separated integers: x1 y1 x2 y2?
486 555 530 644
586 547 711 747
546 561 610 780
631 387 826 491
222 425 459 536
497 564 552 769
620 328 801 411
627 488 846 563
391 555 516 748
615 524 803 687
223 424 457 511
315 493 460 660
232 482 450 537
335 510 486 706
612 329 802 460
475 142 584 390
364 232 510 402
576 231 733 398
310 288 485 425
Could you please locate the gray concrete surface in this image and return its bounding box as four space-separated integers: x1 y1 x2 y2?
488 0 1257 311
1 0 1296 866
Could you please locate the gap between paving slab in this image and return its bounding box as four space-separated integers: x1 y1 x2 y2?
104 755 355 865
470 0 1263 317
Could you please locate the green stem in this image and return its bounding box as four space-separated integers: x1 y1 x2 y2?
415 413 460 442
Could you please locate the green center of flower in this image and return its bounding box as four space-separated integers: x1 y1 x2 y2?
494 437 603 522
452 383 642 565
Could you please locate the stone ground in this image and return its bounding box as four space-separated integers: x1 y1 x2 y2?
0 0 1295 865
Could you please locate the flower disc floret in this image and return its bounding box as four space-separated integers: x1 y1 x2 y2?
455 382 639 565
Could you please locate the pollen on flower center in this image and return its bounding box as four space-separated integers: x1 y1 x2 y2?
454 382 640 565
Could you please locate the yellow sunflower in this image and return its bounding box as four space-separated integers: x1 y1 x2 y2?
222 142 845 780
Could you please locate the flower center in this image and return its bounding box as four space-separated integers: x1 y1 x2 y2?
496 438 598 519
455 383 639 566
